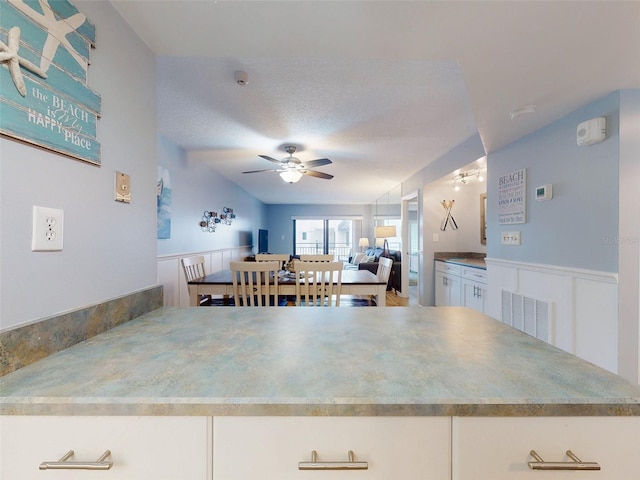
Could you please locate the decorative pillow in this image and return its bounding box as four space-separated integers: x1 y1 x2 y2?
364 255 376 263
352 253 366 265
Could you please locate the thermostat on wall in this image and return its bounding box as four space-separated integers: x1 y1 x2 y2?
536 184 552 201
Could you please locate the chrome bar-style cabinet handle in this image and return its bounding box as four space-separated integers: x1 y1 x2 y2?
528 450 600 471
299 450 368 470
39 450 113 470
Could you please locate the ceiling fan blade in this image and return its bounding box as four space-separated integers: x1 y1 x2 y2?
303 170 333 180
242 168 279 174
301 158 332 168
258 155 285 165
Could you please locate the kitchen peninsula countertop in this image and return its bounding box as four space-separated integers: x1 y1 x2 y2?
1 307 639 417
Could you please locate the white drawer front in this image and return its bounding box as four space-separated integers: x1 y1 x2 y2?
452 416 640 479
461 267 486 283
214 416 451 480
436 261 462 275
435 261 462 275
0 416 209 480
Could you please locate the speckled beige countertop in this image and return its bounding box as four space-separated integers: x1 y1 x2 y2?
1 307 639 416
434 252 486 269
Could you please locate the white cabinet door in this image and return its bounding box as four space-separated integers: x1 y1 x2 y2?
452 416 640 479
461 279 486 313
447 273 462 306
435 262 462 307
213 416 451 480
435 271 449 306
0 416 210 480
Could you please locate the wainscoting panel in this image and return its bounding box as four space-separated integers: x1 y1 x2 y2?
158 247 253 307
486 257 618 374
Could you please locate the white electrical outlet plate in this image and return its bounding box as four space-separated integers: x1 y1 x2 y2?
501 231 521 245
32 206 64 251
433 233 439 242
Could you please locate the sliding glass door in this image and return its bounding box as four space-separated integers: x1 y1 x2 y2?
293 218 358 261
294 219 325 256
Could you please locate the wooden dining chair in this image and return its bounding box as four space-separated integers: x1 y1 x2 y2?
299 254 334 262
181 255 211 305
373 257 393 304
293 261 343 307
255 253 290 270
230 261 280 307
376 257 393 286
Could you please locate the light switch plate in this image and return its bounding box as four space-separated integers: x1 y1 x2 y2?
32 206 63 251
115 171 131 203
501 231 521 245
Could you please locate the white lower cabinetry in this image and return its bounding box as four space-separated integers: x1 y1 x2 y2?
0 416 210 480
4 415 638 479
212 416 451 480
460 266 487 313
435 261 462 307
452 416 640 479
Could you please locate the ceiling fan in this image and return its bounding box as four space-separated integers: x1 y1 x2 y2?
242 146 333 183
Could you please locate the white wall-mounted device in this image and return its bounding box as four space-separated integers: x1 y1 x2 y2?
577 117 606 146
536 184 553 201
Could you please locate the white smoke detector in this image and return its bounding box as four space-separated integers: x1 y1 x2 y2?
234 71 249 86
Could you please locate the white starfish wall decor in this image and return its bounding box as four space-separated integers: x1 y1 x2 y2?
0 26 48 96
8 0 88 74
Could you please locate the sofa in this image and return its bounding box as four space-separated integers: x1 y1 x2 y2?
348 247 401 293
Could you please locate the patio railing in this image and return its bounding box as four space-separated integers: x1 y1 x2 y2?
295 243 352 262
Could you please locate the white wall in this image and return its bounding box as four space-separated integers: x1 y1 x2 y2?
401 134 487 306
422 179 486 306
157 136 267 257
618 89 640 382
0 2 157 330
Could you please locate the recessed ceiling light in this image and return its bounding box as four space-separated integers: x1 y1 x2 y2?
510 105 536 120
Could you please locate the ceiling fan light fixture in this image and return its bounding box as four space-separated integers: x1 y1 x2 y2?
280 170 303 184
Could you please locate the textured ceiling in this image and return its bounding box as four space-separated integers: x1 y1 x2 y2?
112 1 640 204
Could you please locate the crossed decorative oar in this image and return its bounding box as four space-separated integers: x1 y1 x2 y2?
440 200 458 231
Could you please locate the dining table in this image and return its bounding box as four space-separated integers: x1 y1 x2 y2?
188 268 388 307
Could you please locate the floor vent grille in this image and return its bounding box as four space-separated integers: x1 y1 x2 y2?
501 290 551 342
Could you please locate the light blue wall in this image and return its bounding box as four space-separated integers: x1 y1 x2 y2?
266 204 373 254
487 92 620 272
156 135 267 256
1 1 157 330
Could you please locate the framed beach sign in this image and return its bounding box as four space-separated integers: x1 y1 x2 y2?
0 0 102 165
498 168 526 224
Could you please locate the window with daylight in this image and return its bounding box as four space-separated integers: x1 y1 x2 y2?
375 218 402 251
293 218 361 262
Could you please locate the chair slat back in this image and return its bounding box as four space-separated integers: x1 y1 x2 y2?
255 254 290 270
230 261 280 307
293 261 343 307
376 257 393 284
299 254 335 262
181 255 207 282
